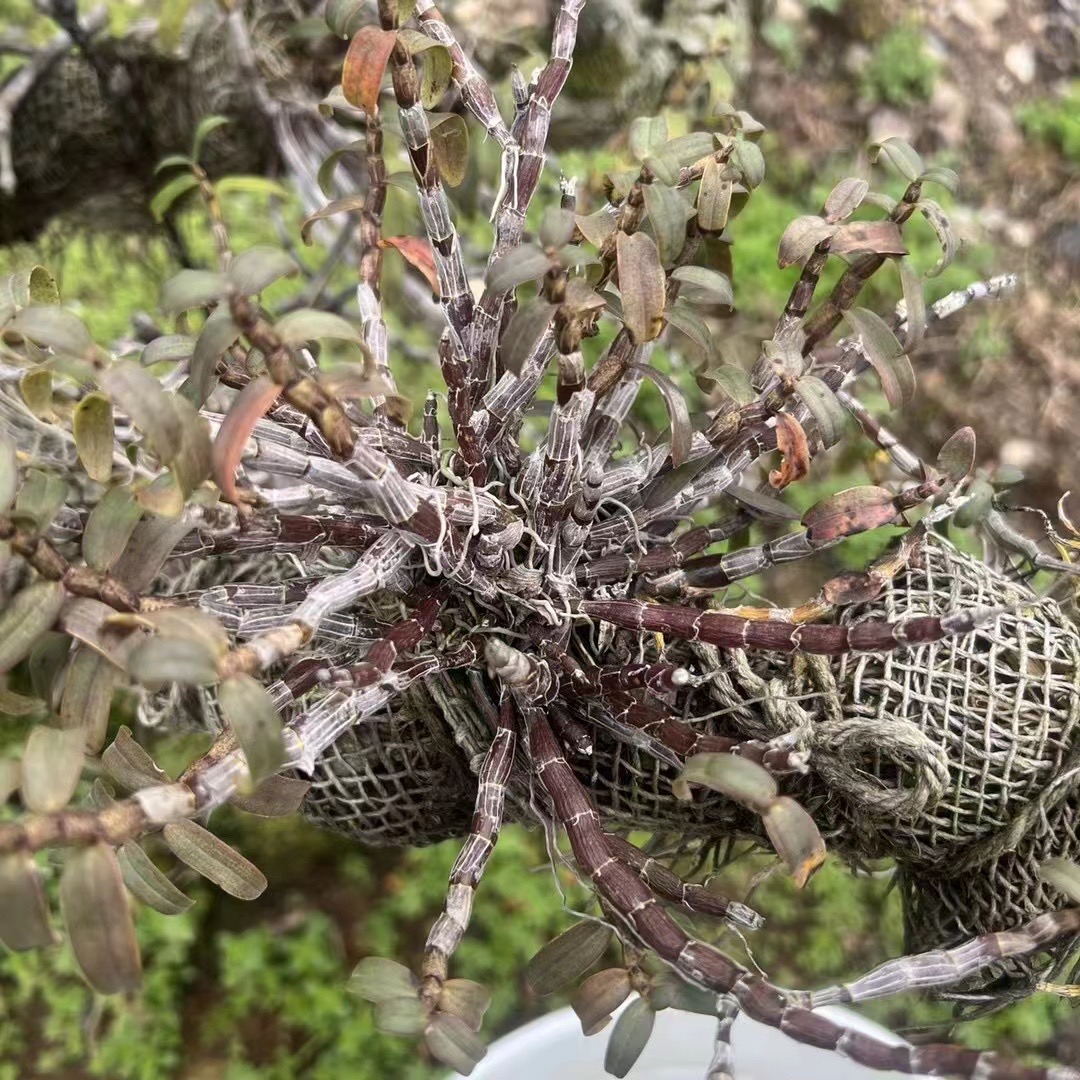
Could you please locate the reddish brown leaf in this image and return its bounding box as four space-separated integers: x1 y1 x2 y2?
342 27 397 114
821 571 886 607
830 220 907 258
212 377 283 504
380 236 439 296
802 485 899 542
769 413 810 490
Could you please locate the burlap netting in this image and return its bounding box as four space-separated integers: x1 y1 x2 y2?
302 535 1080 988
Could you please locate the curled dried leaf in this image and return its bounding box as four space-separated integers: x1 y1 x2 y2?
680 753 778 811
572 967 632 1036
763 796 826 887
342 26 396 113
769 413 810 490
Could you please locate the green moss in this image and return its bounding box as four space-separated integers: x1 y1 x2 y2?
860 23 939 107
1017 83 1080 164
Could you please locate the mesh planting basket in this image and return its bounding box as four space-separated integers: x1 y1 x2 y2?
301 533 1080 999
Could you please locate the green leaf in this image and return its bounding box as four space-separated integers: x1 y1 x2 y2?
317 139 366 197
936 427 976 485
794 375 846 448
0 581 65 676
424 1013 487 1073
73 392 115 483
526 921 612 996
641 183 691 267
429 112 469 187
325 0 367 37
128 637 219 687
671 266 733 308
604 997 654 1078
822 177 869 223
485 245 553 293
9 305 93 358
215 176 291 201
731 139 765 188
918 165 959 194
539 207 577 249
19 368 53 418
664 300 714 360
898 256 926 348
420 42 453 110
868 136 924 183
218 675 284 788
153 154 195 175
629 116 668 162
189 306 240 407
777 215 836 269
169 394 213 495
84 487 142 571
274 308 364 346
633 364 692 467
437 979 492 1030
58 648 117 754
642 153 678 186
917 198 958 278
191 114 230 163
711 363 753 405
842 306 914 409
117 843 194 916
135 472 185 518
0 853 54 951
28 266 60 305
102 361 185 463
661 131 716 167
615 232 666 344
160 269 226 314
60 844 142 994
15 468 67 531
227 246 298 296
953 476 994 528
21 726 85 813
349 956 419 1002
300 194 367 245
150 173 199 221
375 997 428 1037
575 207 616 248
162 820 267 900
696 157 732 232
499 300 555 376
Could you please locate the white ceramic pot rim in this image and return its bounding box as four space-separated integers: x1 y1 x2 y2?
451 1000 933 1080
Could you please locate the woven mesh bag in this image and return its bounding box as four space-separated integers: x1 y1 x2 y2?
301 532 1080 998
